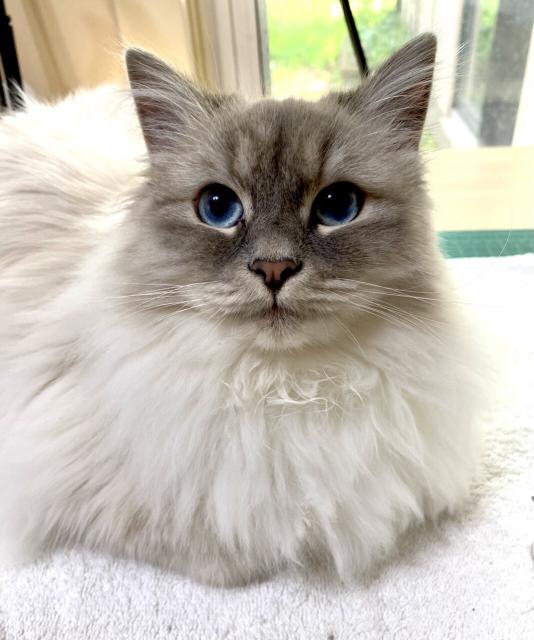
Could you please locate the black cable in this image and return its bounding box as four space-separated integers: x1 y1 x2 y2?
0 0 22 108
0 72 6 109
339 0 369 78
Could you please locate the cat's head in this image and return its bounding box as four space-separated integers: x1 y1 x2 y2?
120 35 440 350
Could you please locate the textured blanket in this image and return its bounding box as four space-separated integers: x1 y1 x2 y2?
1 254 533 640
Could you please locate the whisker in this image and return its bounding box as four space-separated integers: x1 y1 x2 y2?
331 277 440 296
139 296 207 311
327 291 443 340
332 316 366 359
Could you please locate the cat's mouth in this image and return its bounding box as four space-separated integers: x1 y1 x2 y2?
267 302 307 330
252 300 299 325
268 300 283 316
246 299 322 349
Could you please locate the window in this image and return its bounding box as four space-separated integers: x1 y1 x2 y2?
260 0 534 149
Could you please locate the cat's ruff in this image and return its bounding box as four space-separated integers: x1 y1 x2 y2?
0 35 484 586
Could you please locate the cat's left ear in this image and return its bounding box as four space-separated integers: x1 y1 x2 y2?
335 34 437 149
126 48 221 155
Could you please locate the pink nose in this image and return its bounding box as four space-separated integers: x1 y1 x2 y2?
250 258 301 291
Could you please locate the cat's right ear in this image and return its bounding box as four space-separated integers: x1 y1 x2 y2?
125 48 209 155
332 34 437 150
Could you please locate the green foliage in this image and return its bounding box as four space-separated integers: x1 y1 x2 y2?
467 0 499 110
266 0 410 76
356 6 410 68
266 2 347 71
477 0 499 61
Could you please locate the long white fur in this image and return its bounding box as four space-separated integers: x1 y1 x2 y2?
0 87 483 586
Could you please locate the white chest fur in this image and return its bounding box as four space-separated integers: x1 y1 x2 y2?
0 286 480 584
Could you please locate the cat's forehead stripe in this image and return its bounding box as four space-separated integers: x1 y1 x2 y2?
227 101 332 193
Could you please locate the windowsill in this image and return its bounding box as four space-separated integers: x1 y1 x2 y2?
426 146 534 231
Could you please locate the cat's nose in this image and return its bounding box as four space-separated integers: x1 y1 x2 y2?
249 258 301 291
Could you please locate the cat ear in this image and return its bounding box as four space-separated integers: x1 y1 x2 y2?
336 34 437 149
125 48 209 154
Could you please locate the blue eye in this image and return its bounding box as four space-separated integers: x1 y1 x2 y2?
312 181 364 226
196 184 244 228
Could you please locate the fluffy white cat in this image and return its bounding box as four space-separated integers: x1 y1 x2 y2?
0 35 483 586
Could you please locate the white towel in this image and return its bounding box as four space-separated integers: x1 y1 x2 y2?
1 254 533 640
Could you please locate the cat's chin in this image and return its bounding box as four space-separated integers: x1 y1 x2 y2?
241 307 330 352
251 323 315 351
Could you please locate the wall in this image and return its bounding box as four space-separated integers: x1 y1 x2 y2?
5 0 197 100
513 25 534 145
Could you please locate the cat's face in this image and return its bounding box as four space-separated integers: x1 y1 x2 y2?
121 35 440 349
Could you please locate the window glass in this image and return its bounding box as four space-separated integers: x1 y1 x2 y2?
265 0 410 100
262 0 534 149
